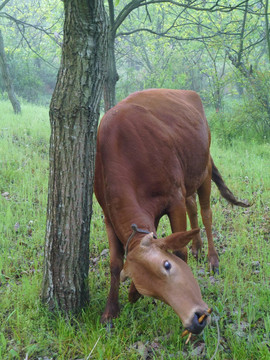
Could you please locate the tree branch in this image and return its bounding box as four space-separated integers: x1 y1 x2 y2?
0 0 11 11
16 23 58 69
237 0 248 65
0 12 62 46
117 27 240 42
114 0 251 34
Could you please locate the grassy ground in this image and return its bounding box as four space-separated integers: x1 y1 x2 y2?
0 100 269 359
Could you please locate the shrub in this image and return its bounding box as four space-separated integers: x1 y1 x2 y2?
207 96 270 145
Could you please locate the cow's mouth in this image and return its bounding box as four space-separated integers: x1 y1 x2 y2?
186 312 208 334
182 308 212 338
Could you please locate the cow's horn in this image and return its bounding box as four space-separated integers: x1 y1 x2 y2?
140 232 154 247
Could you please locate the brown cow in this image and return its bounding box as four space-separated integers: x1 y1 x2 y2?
94 89 249 333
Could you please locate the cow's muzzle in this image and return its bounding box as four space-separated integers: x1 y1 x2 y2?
186 312 208 334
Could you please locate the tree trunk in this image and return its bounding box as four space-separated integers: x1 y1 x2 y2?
265 0 270 63
104 32 118 111
0 29 21 114
41 0 108 313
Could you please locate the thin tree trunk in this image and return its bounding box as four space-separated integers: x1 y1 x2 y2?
265 0 270 62
104 0 119 111
104 31 118 111
41 0 108 313
0 29 21 114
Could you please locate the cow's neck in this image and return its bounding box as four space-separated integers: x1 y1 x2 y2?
124 223 156 257
118 213 155 247
108 194 156 248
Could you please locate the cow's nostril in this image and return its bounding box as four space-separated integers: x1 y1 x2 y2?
195 312 205 322
187 312 207 334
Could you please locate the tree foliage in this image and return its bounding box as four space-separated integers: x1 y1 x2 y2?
0 0 269 137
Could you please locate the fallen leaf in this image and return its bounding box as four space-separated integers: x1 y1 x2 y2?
251 261 260 269
100 249 109 257
150 341 160 350
132 341 149 360
1 192 9 198
14 222 20 232
198 268 205 275
209 275 219 284
190 342 205 356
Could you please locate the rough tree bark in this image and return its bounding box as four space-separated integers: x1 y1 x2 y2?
104 31 118 111
41 0 108 313
0 29 21 114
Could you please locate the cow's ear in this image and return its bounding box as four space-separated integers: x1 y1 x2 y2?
156 228 200 251
140 232 154 247
120 262 130 282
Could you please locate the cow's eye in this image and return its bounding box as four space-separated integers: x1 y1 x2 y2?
163 260 171 271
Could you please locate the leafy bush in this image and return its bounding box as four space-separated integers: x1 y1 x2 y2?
207 95 270 145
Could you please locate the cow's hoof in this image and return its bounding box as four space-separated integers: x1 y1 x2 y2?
208 253 219 274
209 262 219 275
101 306 119 324
105 320 114 332
191 239 203 261
191 247 201 261
101 316 115 333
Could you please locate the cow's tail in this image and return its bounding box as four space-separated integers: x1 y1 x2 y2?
211 157 250 207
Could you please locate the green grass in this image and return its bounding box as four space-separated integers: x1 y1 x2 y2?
0 100 269 359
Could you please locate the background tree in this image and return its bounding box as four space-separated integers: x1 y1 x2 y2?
0 28 20 113
111 0 269 138
41 0 108 313
0 0 62 106
0 0 20 113
103 0 257 110
226 0 270 135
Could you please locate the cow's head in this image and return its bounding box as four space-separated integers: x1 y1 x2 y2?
120 228 210 334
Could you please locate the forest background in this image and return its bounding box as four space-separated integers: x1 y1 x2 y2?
0 0 269 359
1 0 270 142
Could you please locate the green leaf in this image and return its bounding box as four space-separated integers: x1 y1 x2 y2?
9 348 20 359
0 332 7 351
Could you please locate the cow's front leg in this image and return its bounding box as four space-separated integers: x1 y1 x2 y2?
168 196 188 262
101 218 124 323
128 281 142 303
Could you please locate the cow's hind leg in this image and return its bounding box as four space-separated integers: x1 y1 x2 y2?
101 218 124 323
186 194 203 259
197 170 219 273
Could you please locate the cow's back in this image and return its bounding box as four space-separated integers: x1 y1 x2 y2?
95 89 210 216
